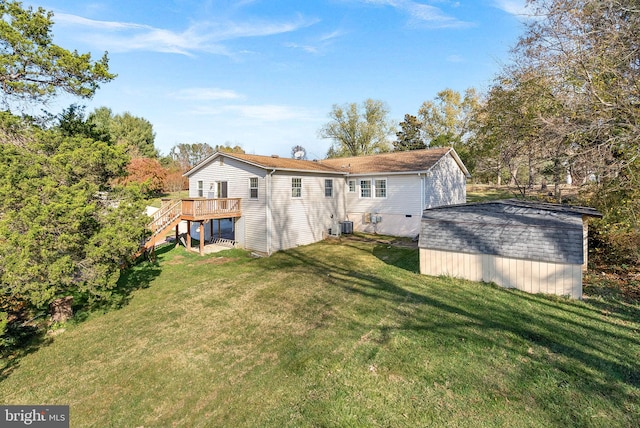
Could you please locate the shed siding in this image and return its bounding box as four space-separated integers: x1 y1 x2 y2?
424 153 467 208
187 157 268 253
269 172 344 252
420 248 582 299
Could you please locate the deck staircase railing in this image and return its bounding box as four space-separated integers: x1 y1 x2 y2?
140 198 242 253
148 199 182 238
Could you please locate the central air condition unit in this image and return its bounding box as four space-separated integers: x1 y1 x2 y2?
340 221 353 234
329 222 341 237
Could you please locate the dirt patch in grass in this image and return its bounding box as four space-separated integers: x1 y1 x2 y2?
164 255 186 265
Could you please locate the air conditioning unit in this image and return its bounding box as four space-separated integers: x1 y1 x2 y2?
329 222 341 237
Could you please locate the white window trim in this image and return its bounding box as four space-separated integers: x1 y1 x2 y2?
374 178 387 199
249 177 259 200
292 177 302 198
325 179 333 198
359 179 371 198
197 180 203 197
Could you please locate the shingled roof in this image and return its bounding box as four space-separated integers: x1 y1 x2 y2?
419 200 601 265
185 147 466 177
225 153 344 173
319 147 468 175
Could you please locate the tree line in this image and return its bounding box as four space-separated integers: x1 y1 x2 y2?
318 0 639 266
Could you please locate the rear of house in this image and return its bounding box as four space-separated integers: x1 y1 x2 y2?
184 148 469 254
185 153 347 254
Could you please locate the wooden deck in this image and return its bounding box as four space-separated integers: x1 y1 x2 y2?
180 198 242 221
144 198 241 254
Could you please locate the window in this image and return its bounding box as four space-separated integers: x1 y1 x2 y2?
348 180 356 192
360 180 371 198
292 178 302 198
249 177 259 199
375 179 387 198
197 180 203 197
325 179 333 197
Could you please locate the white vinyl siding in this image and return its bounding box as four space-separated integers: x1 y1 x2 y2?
188 156 268 253
325 179 333 197
269 173 344 252
424 154 467 208
292 178 302 198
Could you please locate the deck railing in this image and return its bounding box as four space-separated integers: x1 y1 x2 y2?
180 198 242 219
149 199 182 234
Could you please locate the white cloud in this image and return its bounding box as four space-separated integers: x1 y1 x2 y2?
53 13 319 56
493 0 535 18
356 0 472 28
189 104 315 122
446 54 464 63
171 88 245 101
285 28 347 55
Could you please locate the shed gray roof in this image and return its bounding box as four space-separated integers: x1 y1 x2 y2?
419 200 601 265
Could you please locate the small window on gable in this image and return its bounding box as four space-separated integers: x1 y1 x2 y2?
360 180 371 198
197 180 203 197
348 180 356 192
325 179 333 197
292 178 302 198
375 179 387 198
249 177 259 199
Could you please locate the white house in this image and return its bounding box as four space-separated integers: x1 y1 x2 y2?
183 147 470 255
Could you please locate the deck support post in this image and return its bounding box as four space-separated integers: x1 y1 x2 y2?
186 220 191 250
199 221 205 256
217 219 221 239
175 224 179 247
210 219 214 241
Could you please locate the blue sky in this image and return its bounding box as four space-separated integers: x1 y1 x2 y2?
29 0 530 159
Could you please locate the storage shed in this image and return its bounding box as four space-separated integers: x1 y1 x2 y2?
418 200 602 299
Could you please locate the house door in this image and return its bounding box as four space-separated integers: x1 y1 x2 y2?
217 181 228 198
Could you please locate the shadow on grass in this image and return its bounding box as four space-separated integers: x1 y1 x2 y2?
275 243 640 426
371 244 419 273
0 325 52 383
1 245 170 383
107 244 171 309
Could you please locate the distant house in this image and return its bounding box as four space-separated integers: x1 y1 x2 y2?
418 200 602 299
182 148 470 255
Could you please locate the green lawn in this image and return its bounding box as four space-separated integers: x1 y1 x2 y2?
1 240 639 427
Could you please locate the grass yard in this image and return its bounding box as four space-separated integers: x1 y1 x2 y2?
1 239 639 427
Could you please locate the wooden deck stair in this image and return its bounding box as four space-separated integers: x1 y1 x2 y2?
141 198 242 252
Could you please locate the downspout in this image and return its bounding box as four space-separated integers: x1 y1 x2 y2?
266 168 276 255
419 172 425 212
